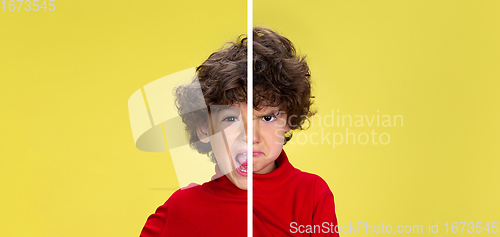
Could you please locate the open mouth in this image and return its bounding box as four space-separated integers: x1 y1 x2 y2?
235 152 248 176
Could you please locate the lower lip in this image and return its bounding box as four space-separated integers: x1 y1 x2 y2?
253 152 263 156
235 164 247 176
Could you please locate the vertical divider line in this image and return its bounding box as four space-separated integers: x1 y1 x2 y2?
247 0 253 236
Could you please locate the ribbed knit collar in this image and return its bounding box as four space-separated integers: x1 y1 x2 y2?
204 150 299 198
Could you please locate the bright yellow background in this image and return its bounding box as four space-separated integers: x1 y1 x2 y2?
255 0 500 236
2 0 500 236
0 1 245 236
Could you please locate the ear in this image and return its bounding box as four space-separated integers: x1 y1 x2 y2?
196 122 210 143
285 123 292 133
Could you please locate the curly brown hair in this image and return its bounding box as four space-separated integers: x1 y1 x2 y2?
175 27 315 162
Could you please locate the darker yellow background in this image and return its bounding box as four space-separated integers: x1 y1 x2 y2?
1 0 499 236
256 1 500 236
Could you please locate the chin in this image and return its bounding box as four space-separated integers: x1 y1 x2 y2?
237 185 248 190
233 182 247 190
226 167 249 189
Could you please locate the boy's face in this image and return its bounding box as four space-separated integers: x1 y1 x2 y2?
197 102 290 190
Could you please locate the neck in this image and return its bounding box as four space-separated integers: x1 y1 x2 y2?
254 161 277 174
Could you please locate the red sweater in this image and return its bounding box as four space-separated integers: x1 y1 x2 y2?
140 150 340 236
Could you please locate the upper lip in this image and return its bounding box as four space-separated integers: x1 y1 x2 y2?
234 150 248 156
234 149 264 154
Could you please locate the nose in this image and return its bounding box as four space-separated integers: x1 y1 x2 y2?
241 113 260 144
252 120 261 144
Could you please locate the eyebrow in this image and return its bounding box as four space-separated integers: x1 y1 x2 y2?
255 110 281 117
210 105 239 115
213 107 241 120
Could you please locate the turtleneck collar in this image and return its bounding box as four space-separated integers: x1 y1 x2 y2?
204 150 300 197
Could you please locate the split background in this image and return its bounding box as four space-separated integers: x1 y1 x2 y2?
1 0 499 236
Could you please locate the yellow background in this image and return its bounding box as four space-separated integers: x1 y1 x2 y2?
0 0 245 236
1 0 499 236
255 0 500 236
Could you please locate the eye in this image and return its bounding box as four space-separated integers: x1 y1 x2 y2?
222 116 238 122
262 116 277 122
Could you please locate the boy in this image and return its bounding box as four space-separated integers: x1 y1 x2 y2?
141 27 339 236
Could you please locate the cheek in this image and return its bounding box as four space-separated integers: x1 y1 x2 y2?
212 122 244 141
209 133 229 158
224 124 245 144
210 125 244 164
261 123 286 143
